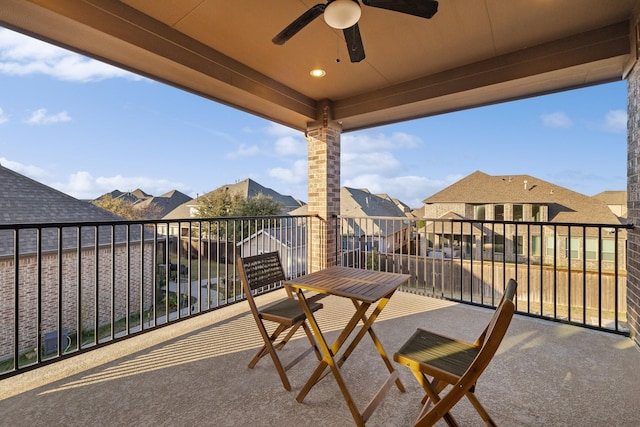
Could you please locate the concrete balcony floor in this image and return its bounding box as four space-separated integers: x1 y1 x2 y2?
2 289 640 426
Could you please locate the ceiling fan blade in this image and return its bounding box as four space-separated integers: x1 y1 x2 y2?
343 23 365 63
362 0 438 19
272 4 326 45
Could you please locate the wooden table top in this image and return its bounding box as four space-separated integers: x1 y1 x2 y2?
287 266 411 304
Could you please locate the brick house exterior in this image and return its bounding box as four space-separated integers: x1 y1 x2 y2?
418 171 627 271
0 165 155 358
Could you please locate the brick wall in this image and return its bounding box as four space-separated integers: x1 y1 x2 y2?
0 242 155 357
306 107 341 272
628 63 640 346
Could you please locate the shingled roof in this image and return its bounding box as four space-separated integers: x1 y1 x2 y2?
220 178 303 212
166 178 303 218
0 164 122 224
0 164 148 256
134 189 192 218
423 171 622 224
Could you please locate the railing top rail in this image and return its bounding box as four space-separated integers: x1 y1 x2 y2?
337 215 633 230
0 214 317 230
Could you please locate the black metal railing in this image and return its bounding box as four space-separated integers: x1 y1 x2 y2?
0 215 312 379
1 213 632 380
338 215 632 336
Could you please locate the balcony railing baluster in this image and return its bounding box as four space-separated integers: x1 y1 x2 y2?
0 214 632 379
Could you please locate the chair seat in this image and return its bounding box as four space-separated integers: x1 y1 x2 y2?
395 328 480 382
261 298 323 325
394 278 517 426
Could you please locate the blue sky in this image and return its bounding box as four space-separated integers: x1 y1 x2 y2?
0 28 628 208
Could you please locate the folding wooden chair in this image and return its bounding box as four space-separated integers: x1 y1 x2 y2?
237 252 323 391
394 279 517 426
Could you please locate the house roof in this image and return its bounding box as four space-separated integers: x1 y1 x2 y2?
220 178 303 211
95 188 193 218
0 164 147 256
592 190 627 205
0 164 123 224
423 170 623 224
341 187 408 218
135 189 193 218
164 178 303 219
289 187 411 219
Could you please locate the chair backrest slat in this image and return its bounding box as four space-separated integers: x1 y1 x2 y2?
239 252 286 292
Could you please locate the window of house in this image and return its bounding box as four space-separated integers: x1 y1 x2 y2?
513 235 524 255
601 239 615 261
586 238 598 260
474 205 486 220
545 237 555 257
532 204 542 222
532 235 541 256
565 237 580 259
494 204 504 221
513 204 523 221
494 234 504 254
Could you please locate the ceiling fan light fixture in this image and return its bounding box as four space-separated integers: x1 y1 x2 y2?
324 0 361 29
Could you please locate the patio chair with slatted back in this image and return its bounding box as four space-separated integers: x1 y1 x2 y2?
394 279 518 427
237 252 323 391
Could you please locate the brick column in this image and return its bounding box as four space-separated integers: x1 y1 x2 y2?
628 61 640 347
306 104 341 272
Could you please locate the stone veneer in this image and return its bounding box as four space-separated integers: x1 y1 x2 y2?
628 61 640 347
306 106 341 272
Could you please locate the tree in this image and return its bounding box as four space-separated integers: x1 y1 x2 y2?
93 195 162 220
194 190 283 241
194 188 244 218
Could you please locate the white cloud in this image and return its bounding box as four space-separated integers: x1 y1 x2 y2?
0 157 49 179
52 171 191 200
343 174 454 208
343 132 422 152
25 108 71 125
601 109 626 133
541 112 573 128
274 135 307 156
268 160 308 184
2 158 191 199
0 107 7 124
0 28 142 82
227 143 260 159
265 123 299 137
342 151 401 177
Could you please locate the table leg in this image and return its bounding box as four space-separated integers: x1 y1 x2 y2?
334 296 405 392
294 288 366 426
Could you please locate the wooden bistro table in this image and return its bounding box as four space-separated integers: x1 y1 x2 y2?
286 266 411 426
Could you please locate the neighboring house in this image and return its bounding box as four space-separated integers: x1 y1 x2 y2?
417 171 626 269
94 188 150 204
135 189 192 218
94 188 192 218
0 165 155 357
237 225 307 278
592 190 627 219
163 178 305 237
291 187 412 254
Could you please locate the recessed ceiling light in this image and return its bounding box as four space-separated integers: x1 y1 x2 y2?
310 69 326 77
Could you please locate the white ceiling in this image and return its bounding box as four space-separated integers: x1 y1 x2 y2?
1 0 638 132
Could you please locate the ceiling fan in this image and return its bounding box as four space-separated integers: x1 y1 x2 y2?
272 0 439 63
